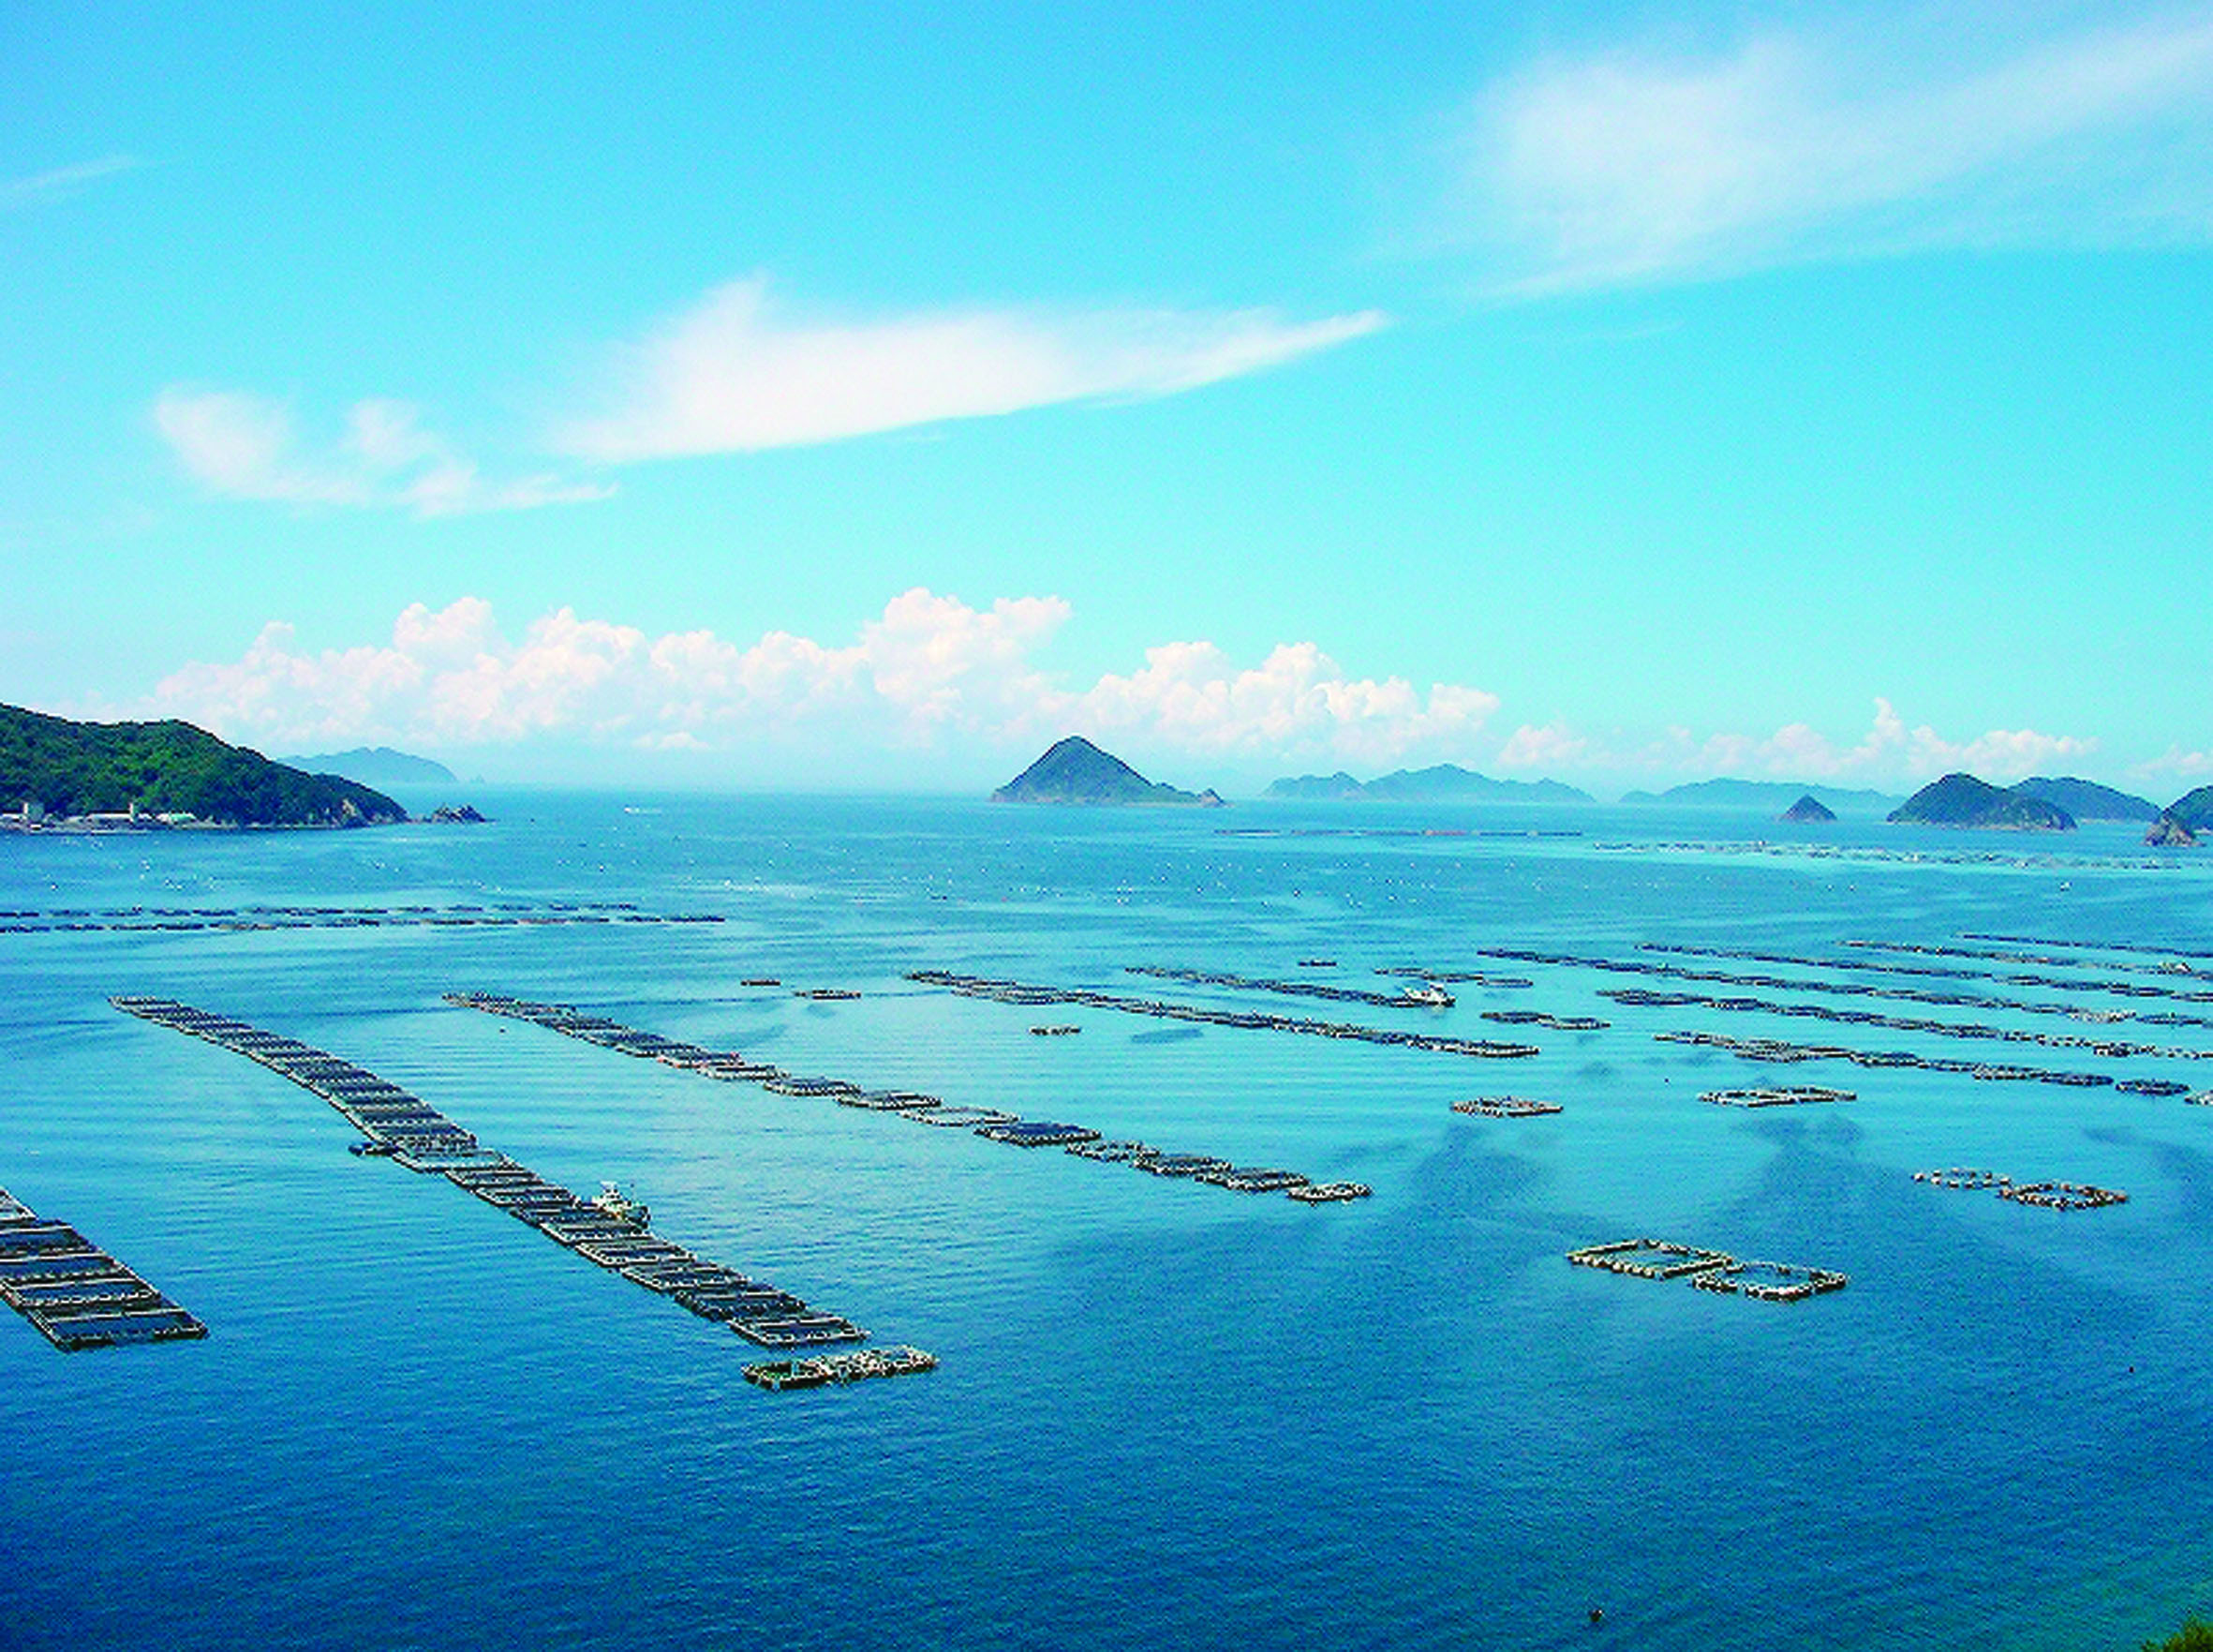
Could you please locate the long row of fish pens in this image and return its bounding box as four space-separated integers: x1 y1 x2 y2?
445 990 1372 1205
1612 987 2213 1066
1484 945 2202 1029
3 901 720 935
907 969 1541 1058
109 997 872 1351
0 1185 207 1351
1657 938 2213 1006
1567 1238 1848 1302
1959 932 2213 966
1653 1028 2142 1089
1594 838 2166 873
1913 1168 2130 1209
1128 963 1456 1009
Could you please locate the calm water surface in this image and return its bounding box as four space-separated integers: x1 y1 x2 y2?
3 793 2209 1651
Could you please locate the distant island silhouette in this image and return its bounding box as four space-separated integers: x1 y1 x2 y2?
1265 764 1592 804
287 746 458 789
1619 779 1899 813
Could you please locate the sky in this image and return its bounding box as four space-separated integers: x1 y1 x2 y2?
4 1 2209 797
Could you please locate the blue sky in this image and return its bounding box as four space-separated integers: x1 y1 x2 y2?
5 1 2209 796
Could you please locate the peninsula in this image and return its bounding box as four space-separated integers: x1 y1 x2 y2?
1265 764 1592 804
992 736 1223 807
2 703 406 828
1888 773 2075 832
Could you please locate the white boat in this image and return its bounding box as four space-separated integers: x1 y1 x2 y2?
591 1181 650 1228
1400 983 1455 1007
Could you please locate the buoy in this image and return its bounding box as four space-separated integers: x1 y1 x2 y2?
1589 1606 1605 1625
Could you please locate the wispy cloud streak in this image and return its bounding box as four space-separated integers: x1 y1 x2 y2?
1455 9 2213 290
1 154 140 211
155 390 613 516
561 276 1389 460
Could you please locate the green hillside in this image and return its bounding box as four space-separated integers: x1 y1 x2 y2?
1 703 406 826
2163 786 2213 833
1889 773 2075 831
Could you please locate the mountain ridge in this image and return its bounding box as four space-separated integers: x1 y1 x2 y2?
1265 764 1592 804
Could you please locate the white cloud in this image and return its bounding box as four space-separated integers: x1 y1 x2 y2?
1 154 139 211
1494 721 1594 772
141 590 1501 779
1455 9 2213 290
560 276 1389 460
2138 745 2213 781
154 389 614 516
132 604 2111 796
1070 640 1499 766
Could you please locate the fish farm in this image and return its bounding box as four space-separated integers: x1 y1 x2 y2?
1700 1085 1856 1108
0 1185 207 1351
1653 1028 2131 1088
444 990 1361 1204
1127 963 1475 1009
908 969 1542 1057
742 1345 939 1391
1604 985 2213 1064
1568 1238 1848 1302
2000 1182 2131 1211
109 996 880 1354
1913 1170 2130 1210
1451 1094 1563 1117
0 900 719 935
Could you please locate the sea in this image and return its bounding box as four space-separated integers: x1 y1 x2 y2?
3 791 2210 1652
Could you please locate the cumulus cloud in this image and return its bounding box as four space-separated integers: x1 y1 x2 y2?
141 590 1500 776
1454 9 2213 290
134 603 2104 795
560 276 1389 460
154 390 614 516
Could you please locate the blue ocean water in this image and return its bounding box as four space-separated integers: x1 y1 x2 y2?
3 794 2210 1651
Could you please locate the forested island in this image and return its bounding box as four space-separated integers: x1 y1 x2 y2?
2 704 406 828
1889 773 2076 831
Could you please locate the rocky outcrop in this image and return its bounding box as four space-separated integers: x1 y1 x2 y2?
2164 786 2213 834
992 737 1223 806
1779 795 1837 824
